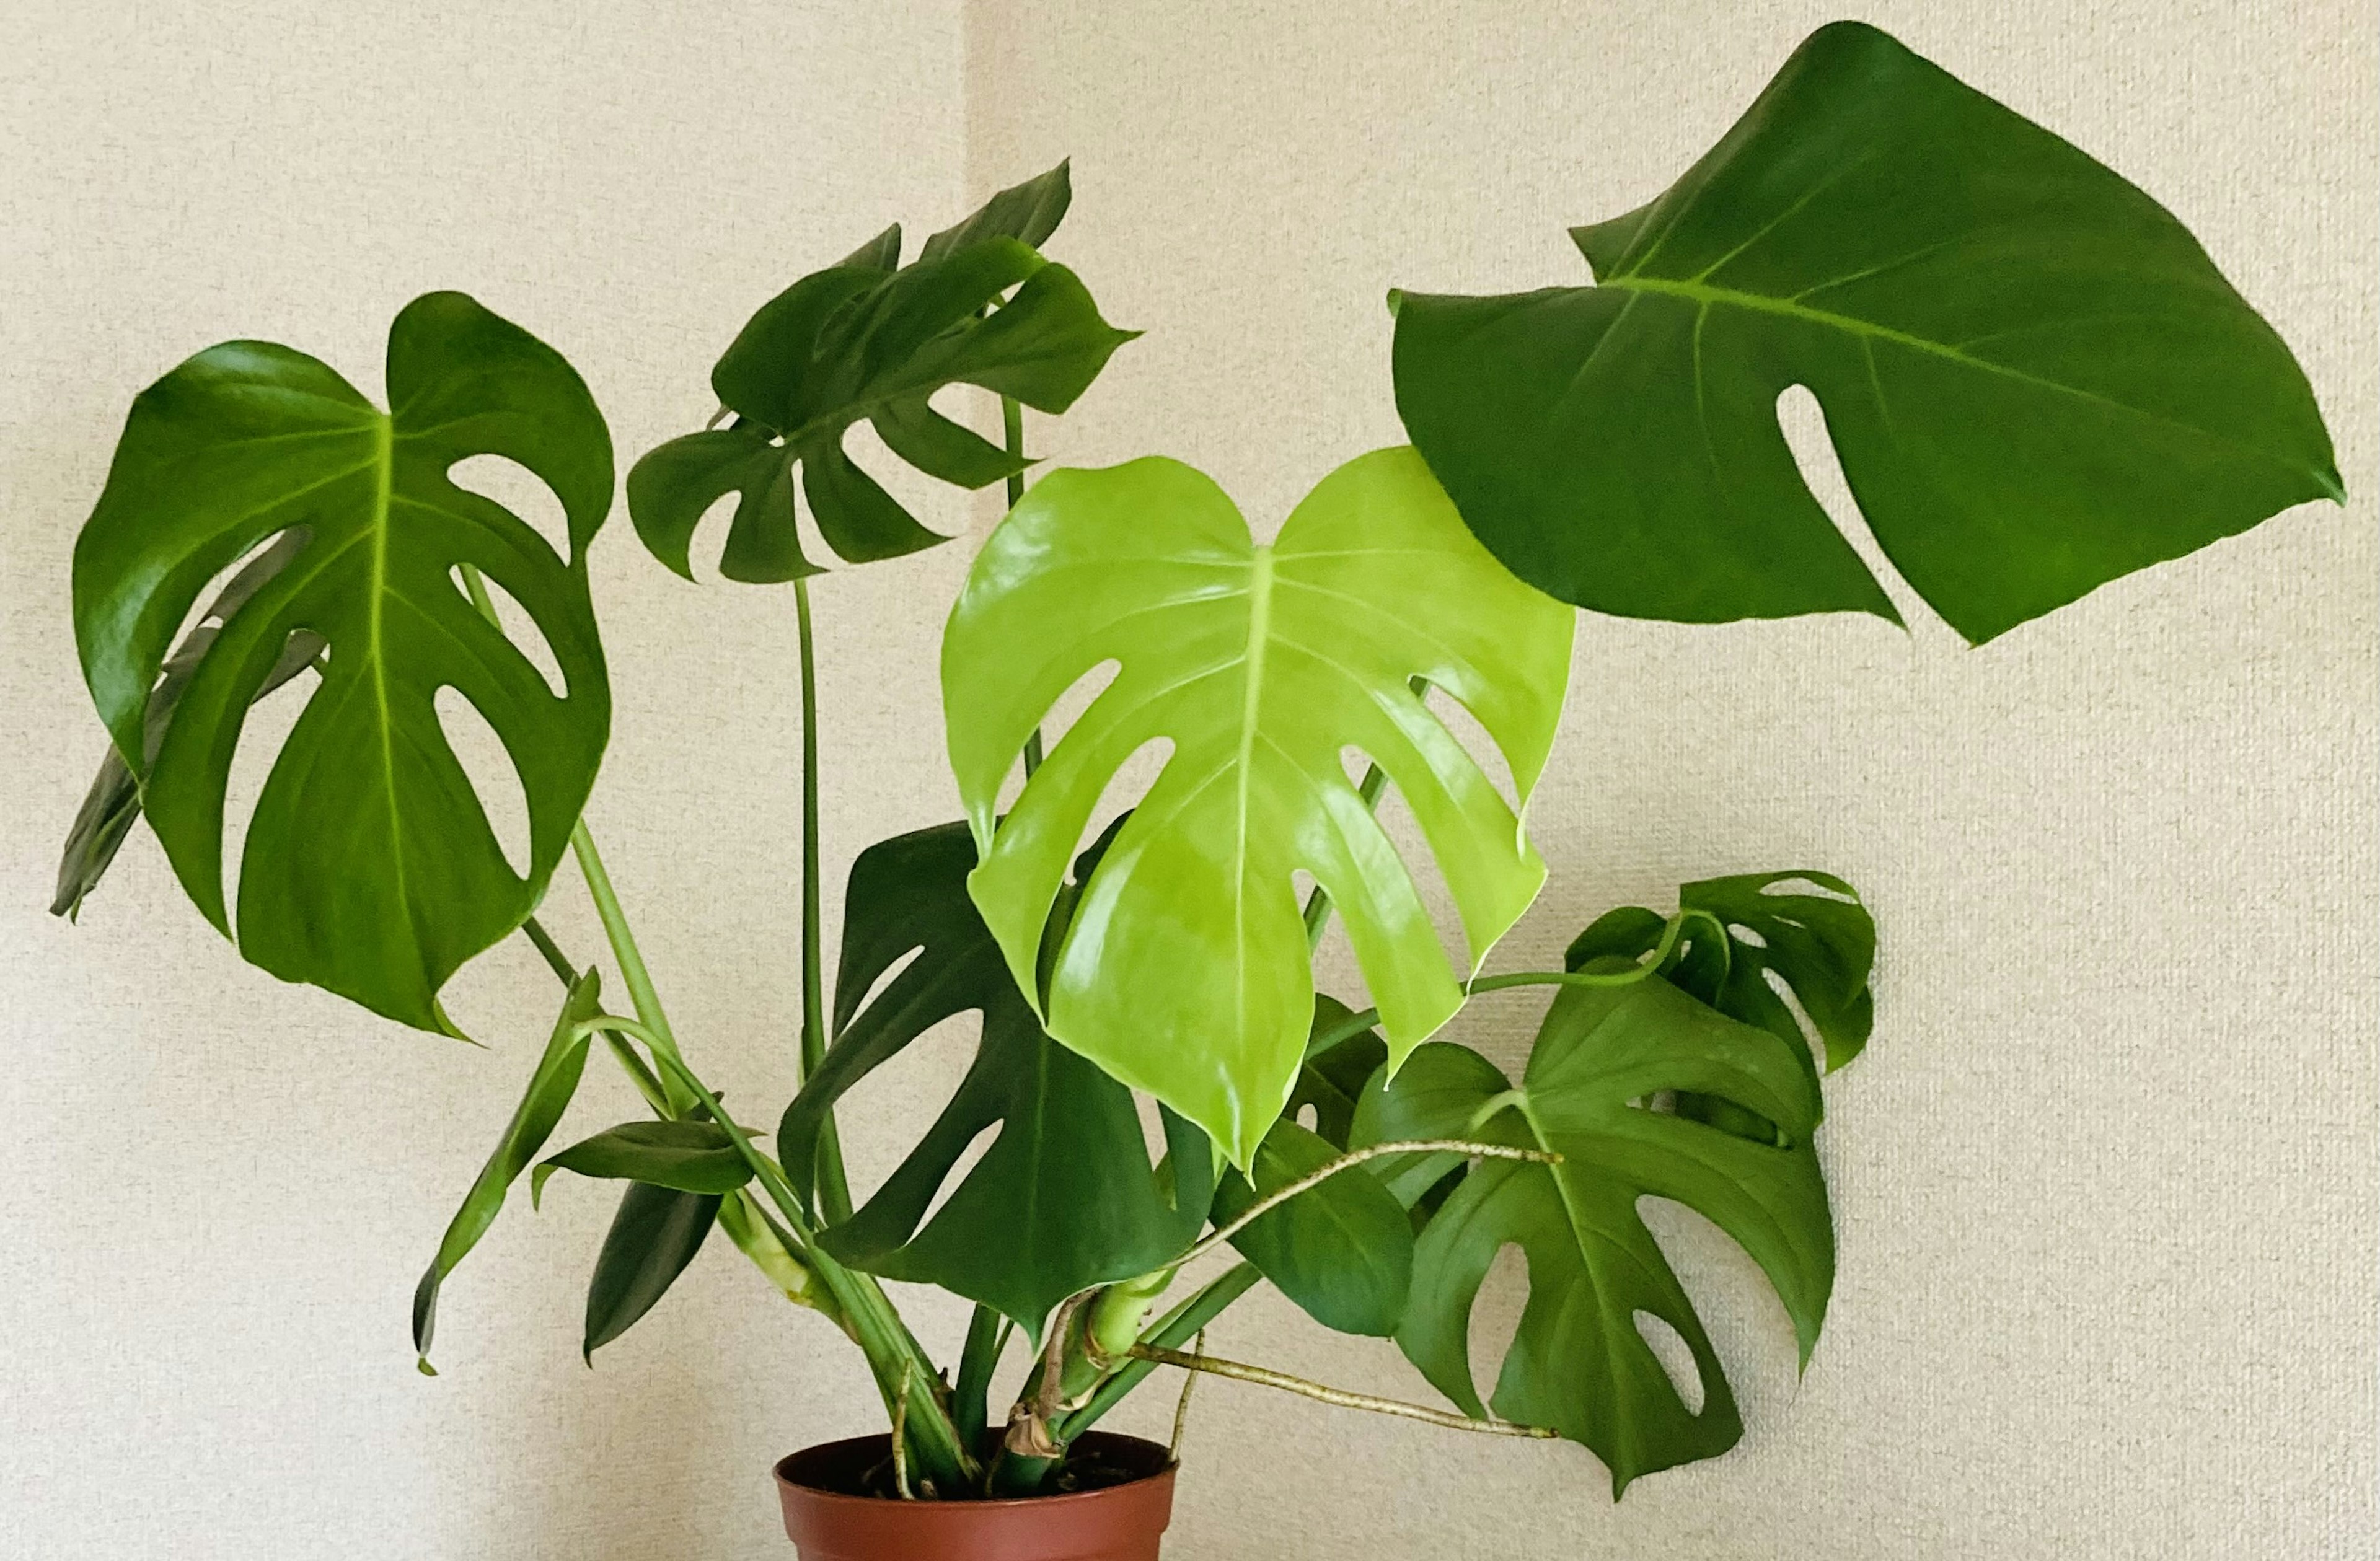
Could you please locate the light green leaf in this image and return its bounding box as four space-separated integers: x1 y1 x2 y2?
1392 20 2340 644
944 446 1573 1167
1357 974 1832 1497
72 291 614 1030
1213 1118 1413 1337
783 820 1212 1334
627 234 1132 583
532 1118 754 1204
411 969 602 1372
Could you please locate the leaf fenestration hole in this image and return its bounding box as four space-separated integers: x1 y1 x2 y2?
1294 1103 1319 1132
1634 1310 1706 1415
1421 682 1520 818
218 628 322 919
447 454 573 565
447 566 568 701
434 685 533 880
1465 1241 1530 1409
1760 876 1857 904
917 1120 1003 1233
842 945 927 1031
1002 657 1123 814
1729 922 1768 949
1773 385 1946 637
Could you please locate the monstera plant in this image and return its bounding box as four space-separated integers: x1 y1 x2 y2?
53 20 2336 1554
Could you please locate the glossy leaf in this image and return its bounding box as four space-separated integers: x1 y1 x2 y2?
53 532 322 920
532 1119 754 1204
72 291 614 1030
945 446 1574 1167
1393 20 2340 644
583 1182 721 1361
627 206 1131 584
780 820 1214 1333
1357 974 1832 1497
410 970 602 1371
1213 1118 1413 1337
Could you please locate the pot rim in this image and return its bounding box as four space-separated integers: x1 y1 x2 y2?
773 1430 1178 1513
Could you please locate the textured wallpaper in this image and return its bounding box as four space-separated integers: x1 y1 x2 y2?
1 2 2371 1558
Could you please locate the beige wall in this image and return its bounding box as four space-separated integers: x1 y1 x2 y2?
1 2 2371 1558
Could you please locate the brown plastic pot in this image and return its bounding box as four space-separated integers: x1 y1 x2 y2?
774 1432 1178 1560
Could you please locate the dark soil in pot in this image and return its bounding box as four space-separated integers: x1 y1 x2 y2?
775 1431 1178 1560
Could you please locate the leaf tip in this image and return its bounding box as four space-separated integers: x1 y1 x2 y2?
416 1357 439 1378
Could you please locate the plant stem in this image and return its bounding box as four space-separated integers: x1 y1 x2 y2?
953 1303 1005 1453
1125 1345 1555 1438
569 827 700 1117
793 574 855 1226
1054 1262 1260 1441
521 916 576 983
1171 1139 1556 1273
1002 395 1046 779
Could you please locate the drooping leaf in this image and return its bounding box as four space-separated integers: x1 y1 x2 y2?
1288 994 1388 1150
944 446 1574 1167
72 291 614 1031
1392 20 2340 644
920 159 1073 263
53 532 324 920
780 820 1213 1334
583 1182 721 1361
1356 973 1833 1497
410 969 602 1372
1212 1118 1413 1337
532 1119 754 1205
627 229 1132 584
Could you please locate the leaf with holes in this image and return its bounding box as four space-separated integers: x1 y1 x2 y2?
1354 971 1832 1497
1392 20 2340 644
1568 869 1875 1135
627 182 1130 584
945 446 1574 1167
1213 1117 1413 1337
780 820 1213 1334
410 969 602 1372
71 291 613 1031
53 531 324 920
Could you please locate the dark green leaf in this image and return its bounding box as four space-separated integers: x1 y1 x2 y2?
53 532 322 919
920 160 1072 262
72 291 614 1030
840 222 903 272
1213 1118 1413 1337
583 1182 721 1360
411 970 602 1371
628 238 1132 584
1393 20 2340 644
781 820 1211 1334
1289 994 1388 1150
532 1118 754 1203
1357 974 1832 1497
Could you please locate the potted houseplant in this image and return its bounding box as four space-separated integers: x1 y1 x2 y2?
51 20 2337 1559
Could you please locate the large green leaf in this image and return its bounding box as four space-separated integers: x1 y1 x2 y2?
410 969 602 1372
1356 974 1832 1497
1213 1118 1413 1337
1392 20 2340 644
72 291 614 1030
582 1182 721 1361
627 168 1130 584
778 820 1213 1334
944 446 1574 1167
53 532 323 920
